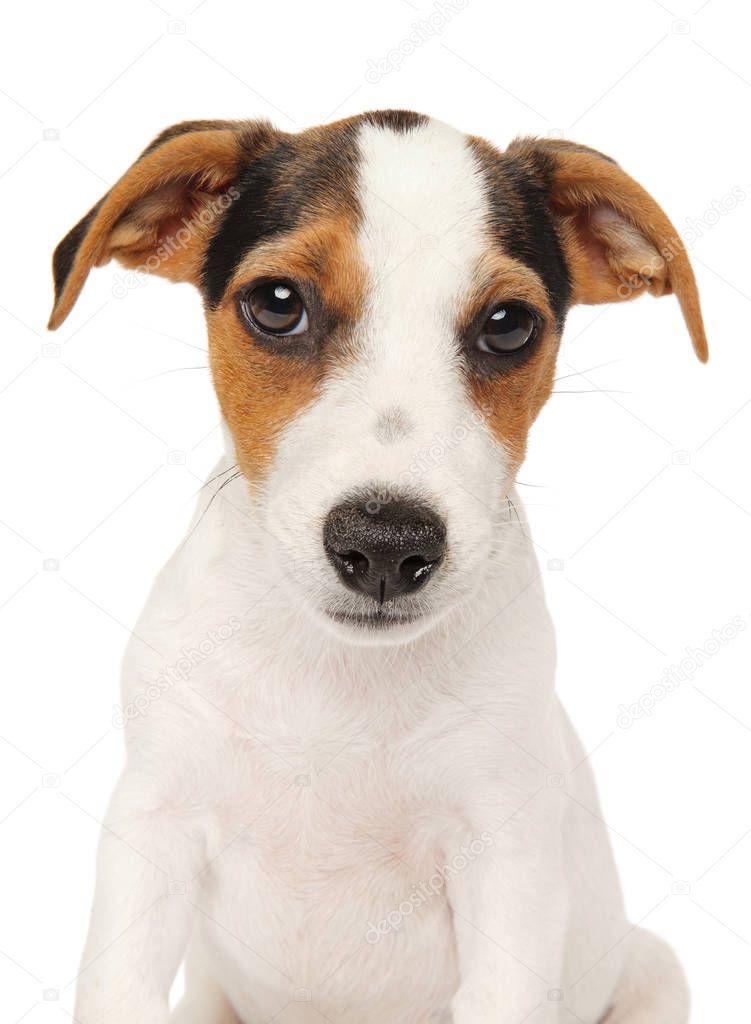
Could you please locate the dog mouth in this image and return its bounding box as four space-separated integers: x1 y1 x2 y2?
325 607 422 629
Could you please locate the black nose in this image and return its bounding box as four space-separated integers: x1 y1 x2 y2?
323 497 446 603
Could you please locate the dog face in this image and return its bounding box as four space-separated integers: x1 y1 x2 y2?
50 111 706 643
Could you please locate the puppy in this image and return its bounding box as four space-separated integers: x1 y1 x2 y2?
50 110 706 1024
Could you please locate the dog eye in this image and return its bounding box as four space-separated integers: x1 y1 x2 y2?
477 304 536 354
240 282 308 336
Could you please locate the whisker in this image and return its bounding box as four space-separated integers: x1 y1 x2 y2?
186 463 240 503
181 469 244 550
554 359 622 382
132 323 208 354
203 463 239 490
139 365 209 382
552 388 630 395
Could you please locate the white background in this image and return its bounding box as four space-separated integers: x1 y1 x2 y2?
2 0 750 1020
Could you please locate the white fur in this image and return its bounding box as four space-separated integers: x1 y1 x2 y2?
74 120 688 1024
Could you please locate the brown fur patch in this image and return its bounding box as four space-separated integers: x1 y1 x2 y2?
207 306 322 484
227 215 366 326
469 338 558 477
459 253 559 472
208 215 366 482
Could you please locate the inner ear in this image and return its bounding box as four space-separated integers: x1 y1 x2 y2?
589 204 668 293
559 202 669 306
106 173 237 278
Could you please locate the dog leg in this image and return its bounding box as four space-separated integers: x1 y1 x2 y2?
171 980 240 1024
74 772 205 1024
448 833 567 1023
171 943 240 1024
600 927 689 1024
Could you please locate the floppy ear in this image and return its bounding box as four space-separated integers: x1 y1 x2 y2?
48 119 276 330
507 138 708 362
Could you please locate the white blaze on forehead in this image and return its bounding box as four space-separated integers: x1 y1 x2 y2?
355 118 490 345
263 119 511 612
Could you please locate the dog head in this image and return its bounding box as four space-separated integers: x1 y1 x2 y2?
49 111 706 643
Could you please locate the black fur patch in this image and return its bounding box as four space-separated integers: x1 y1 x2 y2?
359 109 429 134
202 131 360 307
469 139 572 326
52 200 103 303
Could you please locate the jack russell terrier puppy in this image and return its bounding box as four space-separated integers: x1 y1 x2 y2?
50 110 707 1024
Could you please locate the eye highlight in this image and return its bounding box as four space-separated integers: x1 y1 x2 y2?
476 303 537 355
239 281 309 336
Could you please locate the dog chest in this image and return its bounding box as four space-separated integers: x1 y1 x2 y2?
193 702 464 1020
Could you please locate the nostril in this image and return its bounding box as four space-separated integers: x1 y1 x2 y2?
336 550 370 579
398 554 434 588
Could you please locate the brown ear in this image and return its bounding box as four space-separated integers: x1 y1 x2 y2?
48 119 277 330
507 138 708 362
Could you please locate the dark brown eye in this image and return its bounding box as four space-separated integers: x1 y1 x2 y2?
477 304 536 354
240 281 308 336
